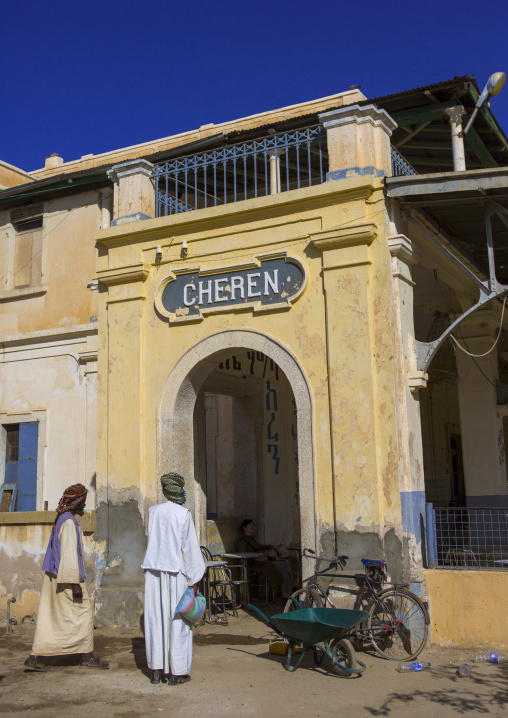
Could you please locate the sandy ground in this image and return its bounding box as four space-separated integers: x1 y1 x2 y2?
1 605 507 717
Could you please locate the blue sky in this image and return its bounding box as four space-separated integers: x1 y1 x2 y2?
2 0 508 172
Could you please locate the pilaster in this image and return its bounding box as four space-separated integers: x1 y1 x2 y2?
389 234 426 574
107 159 155 225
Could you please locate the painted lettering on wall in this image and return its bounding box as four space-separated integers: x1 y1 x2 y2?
266 380 280 475
155 252 306 323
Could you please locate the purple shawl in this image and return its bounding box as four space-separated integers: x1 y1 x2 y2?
42 512 85 582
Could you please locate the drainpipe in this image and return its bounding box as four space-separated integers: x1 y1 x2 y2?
6 597 16 633
425 503 436 569
445 107 466 172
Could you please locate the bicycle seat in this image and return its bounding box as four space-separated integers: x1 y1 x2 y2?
361 558 387 577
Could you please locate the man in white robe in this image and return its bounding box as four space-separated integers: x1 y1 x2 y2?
24 483 108 671
142 472 205 685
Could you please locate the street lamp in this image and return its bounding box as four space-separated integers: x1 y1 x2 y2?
463 72 506 136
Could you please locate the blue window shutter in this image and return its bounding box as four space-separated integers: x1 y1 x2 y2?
17 422 38 511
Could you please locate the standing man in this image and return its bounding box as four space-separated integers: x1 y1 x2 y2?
142 472 205 685
25 483 108 671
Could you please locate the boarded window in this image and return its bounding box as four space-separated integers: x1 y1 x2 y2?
2 422 38 511
13 218 43 288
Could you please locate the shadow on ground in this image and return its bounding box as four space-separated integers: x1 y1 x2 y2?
364 665 508 716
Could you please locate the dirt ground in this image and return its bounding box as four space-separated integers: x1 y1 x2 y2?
1 604 507 717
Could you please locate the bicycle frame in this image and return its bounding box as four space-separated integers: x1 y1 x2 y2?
298 552 421 643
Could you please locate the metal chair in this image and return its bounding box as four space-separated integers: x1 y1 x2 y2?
249 570 269 605
200 546 239 624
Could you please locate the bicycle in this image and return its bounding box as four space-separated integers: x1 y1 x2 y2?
284 548 429 661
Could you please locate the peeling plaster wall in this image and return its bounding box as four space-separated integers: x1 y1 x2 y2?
0 521 95 624
0 331 98 509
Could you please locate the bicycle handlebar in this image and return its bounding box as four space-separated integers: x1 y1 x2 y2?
302 548 349 568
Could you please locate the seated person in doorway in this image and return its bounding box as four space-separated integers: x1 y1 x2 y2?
237 519 292 600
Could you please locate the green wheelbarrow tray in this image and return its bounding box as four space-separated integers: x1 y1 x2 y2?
248 604 369 676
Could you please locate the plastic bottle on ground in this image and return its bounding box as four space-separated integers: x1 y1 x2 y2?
474 653 507 664
457 663 471 677
396 661 431 673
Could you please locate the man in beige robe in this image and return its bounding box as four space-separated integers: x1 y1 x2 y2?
24 484 108 671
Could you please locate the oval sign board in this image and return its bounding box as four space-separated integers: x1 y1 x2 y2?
155 252 306 323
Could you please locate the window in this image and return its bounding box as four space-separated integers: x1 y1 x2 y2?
10 206 43 289
0 421 38 511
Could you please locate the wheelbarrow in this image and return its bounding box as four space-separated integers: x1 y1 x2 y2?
248 603 368 676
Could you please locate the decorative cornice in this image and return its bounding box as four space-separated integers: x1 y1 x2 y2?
388 234 417 266
97 262 150 286
107 158 154 181
408 370 428 392
319 104 398 136
310 222 377 251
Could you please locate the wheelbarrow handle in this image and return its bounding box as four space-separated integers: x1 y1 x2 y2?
246 604 287 640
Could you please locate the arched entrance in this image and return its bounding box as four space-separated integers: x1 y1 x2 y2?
157 329 316 554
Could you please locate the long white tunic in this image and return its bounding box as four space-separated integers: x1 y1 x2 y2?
32 519 93 656
142 501 205 674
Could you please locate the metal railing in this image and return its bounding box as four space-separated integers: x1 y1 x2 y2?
426 504 508 569
391 146 418 177
153 126 328 217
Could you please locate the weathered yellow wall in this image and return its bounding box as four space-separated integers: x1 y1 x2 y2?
424 569 508 648
94 174 408 609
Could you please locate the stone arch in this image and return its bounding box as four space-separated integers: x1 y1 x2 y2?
156 328 317 553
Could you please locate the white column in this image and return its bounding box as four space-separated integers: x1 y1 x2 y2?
99 188 113 229
445 107 466 172
454 310 508 504
268 150 282 194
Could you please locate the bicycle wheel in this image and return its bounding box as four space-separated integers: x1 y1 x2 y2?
328 638 356 676
283 587 324 613
366 588 428 661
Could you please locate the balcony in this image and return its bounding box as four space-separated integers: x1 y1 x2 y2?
151 127 417 218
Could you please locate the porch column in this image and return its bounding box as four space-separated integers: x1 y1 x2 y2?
107 159 155 225
454 310 508 506
319 104 397 180
389 234 427 575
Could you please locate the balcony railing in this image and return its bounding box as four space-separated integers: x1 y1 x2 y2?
152 126 328 217
151 131 417 218
391 146 417 177
426 504 508 569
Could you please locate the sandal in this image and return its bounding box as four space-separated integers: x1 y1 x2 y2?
24 658 52 672
169 674 191 686
79 656 109 669
150 670 162 684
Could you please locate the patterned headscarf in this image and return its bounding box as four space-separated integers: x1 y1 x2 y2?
55 483 88 519
160 472 186 505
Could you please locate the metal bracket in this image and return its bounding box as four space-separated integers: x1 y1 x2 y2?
415 206 508 372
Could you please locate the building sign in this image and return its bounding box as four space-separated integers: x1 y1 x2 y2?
155 252 306 323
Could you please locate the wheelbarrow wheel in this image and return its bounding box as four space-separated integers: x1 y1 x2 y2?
329 637 356 676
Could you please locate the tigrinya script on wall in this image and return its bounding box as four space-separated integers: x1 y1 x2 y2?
154 252 306 323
